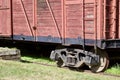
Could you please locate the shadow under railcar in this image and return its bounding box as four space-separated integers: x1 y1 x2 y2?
0 39 56 58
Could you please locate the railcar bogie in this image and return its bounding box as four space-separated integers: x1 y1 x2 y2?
50 47 109 72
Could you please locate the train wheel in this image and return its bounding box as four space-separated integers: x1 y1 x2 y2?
57 58 64 67
90 48 109 73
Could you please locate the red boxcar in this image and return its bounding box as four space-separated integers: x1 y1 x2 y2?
0 0 120 72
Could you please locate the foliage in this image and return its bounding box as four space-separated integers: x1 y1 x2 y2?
105 64 120 76
21 56 55 65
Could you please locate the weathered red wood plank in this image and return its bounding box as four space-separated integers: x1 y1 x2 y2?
0 0 11 36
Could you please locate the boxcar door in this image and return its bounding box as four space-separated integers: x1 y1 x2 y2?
0 0 11 37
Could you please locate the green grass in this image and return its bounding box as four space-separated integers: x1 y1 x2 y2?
0 58 120 80
21 56 55 65
105 64 120 76
22 56 120 76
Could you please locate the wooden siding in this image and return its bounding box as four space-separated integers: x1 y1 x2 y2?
0 0 11 36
